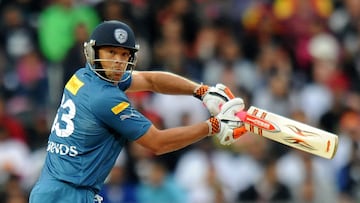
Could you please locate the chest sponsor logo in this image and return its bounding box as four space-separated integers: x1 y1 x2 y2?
47 141 79 157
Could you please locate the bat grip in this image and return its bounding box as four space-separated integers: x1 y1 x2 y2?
235 111 249 136
235 111 247 121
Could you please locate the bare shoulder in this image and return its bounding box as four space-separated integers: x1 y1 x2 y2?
131 70 150 81
128 71 152 92
131 70 141 79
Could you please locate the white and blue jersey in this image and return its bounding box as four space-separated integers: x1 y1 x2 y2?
39 65 151 193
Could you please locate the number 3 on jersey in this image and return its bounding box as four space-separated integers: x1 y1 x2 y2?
51 95 76 137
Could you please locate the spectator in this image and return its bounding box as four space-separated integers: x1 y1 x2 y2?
0 95 27 143
37 0 100 113
230 132 271 198
237 155 292 203
252 44 296 118
0 3 37 64
37 0 99 63
99 152 138 203
62 22 90 86
332 110 360 199
202 29 257 94
174 139 235 203
152 16 201 81
150 93 208 129
276 110 338 203
8 50 48 119
277 150 338 203
329 0 360 91
273 0 333 72
296 32 342 126
95 0 129 22
0 124 31 190
337 140 360 202
137 158 186 203
0 174 28 203
155 0 199 46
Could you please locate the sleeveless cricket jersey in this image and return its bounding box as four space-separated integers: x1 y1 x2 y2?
40 65 152 193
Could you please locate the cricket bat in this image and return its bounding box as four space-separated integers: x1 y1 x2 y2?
236 106 339 159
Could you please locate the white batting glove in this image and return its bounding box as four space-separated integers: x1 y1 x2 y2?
206 98 246 145
194 83 235 116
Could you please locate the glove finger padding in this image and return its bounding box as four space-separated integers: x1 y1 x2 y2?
196 83 235 116
209 84 235 101
216 124 247 145
215 98 246 145
218 98 245 120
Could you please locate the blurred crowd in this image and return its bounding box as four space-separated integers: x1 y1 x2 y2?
0 0 360 202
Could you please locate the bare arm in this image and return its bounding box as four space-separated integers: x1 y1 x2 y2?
134 98 246 155
127 71 200 95
135 122 210 155
128 71 244 154
127 71 210 154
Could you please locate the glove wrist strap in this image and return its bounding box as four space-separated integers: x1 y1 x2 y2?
206 117 220 136
193 84 209 100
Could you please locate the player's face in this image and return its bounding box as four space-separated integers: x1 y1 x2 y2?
98 46 131 82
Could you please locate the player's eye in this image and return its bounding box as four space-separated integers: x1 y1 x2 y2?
122 53 130 58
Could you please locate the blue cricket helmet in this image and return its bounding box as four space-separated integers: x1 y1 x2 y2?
90 20 139 52
83 20 139 83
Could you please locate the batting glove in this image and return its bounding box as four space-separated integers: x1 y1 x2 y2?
206 98 246 145
194 83 235 116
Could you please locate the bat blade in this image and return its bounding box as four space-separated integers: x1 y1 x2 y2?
236 106 339 159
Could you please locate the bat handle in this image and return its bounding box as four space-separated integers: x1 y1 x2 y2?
235 111 247 121
233 111 248 138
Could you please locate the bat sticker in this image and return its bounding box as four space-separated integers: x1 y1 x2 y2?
286 125 321 137
237 106 339 159
283 137 316 150
244 115 281 132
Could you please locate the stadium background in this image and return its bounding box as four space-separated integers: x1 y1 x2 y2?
0 0 359 202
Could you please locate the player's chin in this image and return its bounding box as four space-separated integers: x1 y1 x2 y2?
111 73 123 81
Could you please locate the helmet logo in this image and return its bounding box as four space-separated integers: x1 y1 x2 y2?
114 29 128 44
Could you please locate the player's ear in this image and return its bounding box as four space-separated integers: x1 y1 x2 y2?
84 40 96 65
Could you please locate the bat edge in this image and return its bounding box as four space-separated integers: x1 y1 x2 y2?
329 135 339 159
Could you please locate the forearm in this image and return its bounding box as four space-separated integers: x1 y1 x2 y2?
136 122 210 155
152 71 199 94
157 123 210 154
130 71 200 95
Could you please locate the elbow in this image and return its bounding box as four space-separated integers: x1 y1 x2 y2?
148 144 172 156
153 150 166 156
135 127 176 155
146 140 174 156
